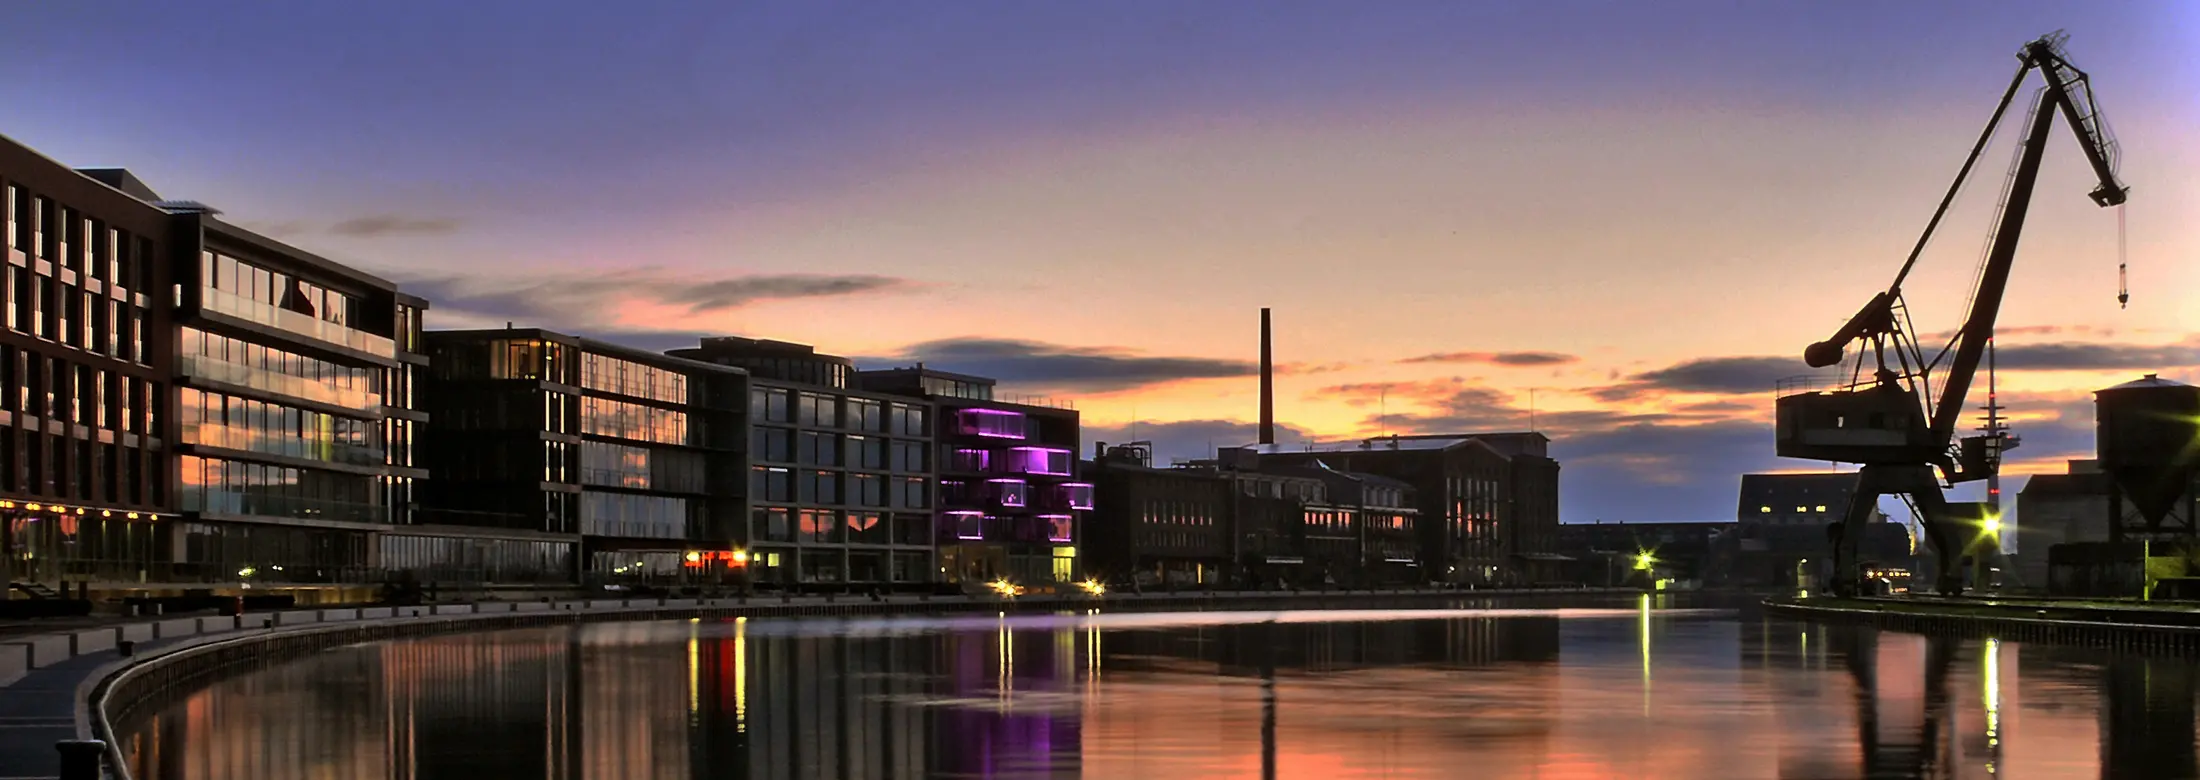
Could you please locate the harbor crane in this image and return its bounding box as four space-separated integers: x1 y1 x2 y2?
1775 32 2128 597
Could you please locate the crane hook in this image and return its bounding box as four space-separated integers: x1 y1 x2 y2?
2117 204 2129 309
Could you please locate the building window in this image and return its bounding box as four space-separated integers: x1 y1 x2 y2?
990 479 1028 508
851 473 885 508
948 511 984 540
755 506 792 542
799 431 839 467
800 509 838 543
848 399 883 432
1040 515 1074 543
798 393 840 428
750 466 791 502
948 448 989 472
750 387 791 423
892 440 926 472
898 477 928 509
752 426 792 463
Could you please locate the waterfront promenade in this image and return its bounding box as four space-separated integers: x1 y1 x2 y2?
1 587 1612 780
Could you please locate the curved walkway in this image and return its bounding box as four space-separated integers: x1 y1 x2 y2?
1 587 1602 779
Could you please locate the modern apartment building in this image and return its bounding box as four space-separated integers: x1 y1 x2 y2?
861 366 1086 587
671 337 934 591
418 329 745 588
171 212 438 594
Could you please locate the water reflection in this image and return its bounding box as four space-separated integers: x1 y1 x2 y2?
116 600 2200 779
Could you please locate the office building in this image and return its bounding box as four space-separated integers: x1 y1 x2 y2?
672 337 934 590
419 329 745 587
861 365 1085 587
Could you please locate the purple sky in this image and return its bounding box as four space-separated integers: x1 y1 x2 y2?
2 1 2195 525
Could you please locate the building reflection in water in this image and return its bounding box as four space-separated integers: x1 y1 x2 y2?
115 602 2200 779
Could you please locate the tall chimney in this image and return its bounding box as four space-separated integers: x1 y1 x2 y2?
1259 308 1274 445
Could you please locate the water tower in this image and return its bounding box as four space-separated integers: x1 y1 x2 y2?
2096 375 2200 541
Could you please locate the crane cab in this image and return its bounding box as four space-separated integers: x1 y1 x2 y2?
1776 384 1938 465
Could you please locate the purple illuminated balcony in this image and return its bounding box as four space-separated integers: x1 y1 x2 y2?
950 448 991 472
1058 483 1094 511
1002 446 1072 476
958 408 1028 439
989 478 1028 508
947 510 985 540
1039 514 1074 543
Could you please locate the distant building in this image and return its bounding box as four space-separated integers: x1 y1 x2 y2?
1253 433 1561 585
1082 443 1233 586
1737 473 1867 525
673 337 937 590
1555 521 1733 586
1729 472 1913 589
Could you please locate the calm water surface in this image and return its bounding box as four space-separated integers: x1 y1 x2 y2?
115 596 2200 779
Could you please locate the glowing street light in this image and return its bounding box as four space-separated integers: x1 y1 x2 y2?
1078 579 1107 596
1634 551 1656 572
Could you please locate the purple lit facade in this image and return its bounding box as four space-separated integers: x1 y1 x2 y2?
857 366 1083 586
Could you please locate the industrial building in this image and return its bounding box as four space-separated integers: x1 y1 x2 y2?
1254 434 1561 586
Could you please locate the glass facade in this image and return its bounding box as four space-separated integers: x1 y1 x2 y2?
741 379 935 587
579 491 688 539
578 441 705 493
580 396 687 445
179 387 383 466
378 533 573 584
177 454 383 524
580 351 685 403
199 251 395 357
177 326 381 408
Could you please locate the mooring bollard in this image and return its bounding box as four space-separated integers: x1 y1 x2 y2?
57 739 105 780
118 640 135 657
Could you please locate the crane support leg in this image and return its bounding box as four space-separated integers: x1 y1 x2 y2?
1831 465 1962 596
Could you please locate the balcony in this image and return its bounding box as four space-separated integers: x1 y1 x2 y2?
1001 446 1072 476
202 287 396 358
181 354 384 412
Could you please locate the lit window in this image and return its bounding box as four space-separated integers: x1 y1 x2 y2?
1815 505 1827 512
1759 506 1771 513
1796 506 1807 512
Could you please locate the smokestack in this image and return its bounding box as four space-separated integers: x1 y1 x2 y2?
1259 308 1274 445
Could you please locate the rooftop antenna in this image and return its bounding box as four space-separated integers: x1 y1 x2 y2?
1529 388 1538 432
1380 386 1388 438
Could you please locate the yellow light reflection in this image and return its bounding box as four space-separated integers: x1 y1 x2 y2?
1638 593 1653 715
735 616 748 732
1983 637 2002 773
686 629 699 715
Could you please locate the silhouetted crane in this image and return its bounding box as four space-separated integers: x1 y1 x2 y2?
1776 32 2129 596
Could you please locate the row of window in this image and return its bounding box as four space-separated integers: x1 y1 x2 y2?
580 395 688 445
177 455 386 524
5 265 148 363
199 251 394 357
941 479 1094 511
179 386 383 466
749 466 928 509
580 351 687 404
201 250 361 330
6 183 157 293
0 346 154 434
751 426 928 471
749 387 926 436
578 490 688 540
379 534 572 585
179 326 382 410
944 512 1074 544
751 508 935 546
1140 499 1218 526
0 425 156 505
